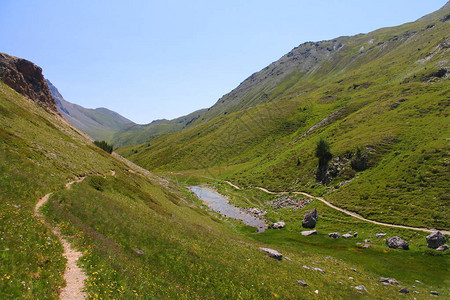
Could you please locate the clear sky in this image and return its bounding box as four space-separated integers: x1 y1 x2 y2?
0 0 447 124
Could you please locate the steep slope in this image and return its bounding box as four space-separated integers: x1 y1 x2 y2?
118 3 450 229
110 108 206 147
47 79 135 142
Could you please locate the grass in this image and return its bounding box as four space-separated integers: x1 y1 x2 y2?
0 81 118 298
1 80 424 299
117 11 450 229
186 177 450 293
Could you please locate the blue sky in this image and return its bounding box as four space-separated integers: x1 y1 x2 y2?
0 0 447 124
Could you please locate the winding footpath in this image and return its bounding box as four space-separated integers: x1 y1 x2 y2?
225 182 450 235
34 176 87 300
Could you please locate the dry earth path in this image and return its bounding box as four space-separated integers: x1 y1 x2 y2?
225 182 450 235
35 176 87 299
34 171 114 300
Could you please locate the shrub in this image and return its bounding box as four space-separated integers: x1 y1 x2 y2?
94 140 113 154
351 146 368 171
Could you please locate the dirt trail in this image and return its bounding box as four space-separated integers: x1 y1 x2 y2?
35 177 88 300
226 182 450 235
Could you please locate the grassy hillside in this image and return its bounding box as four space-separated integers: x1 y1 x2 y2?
48 79 135 142
118 5 450 229
4 77 440 298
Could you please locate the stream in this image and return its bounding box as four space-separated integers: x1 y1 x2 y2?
189 186 267 233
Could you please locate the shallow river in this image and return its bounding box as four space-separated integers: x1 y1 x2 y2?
189 186 266 232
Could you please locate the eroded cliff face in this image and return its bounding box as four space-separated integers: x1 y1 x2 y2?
0 52 57 112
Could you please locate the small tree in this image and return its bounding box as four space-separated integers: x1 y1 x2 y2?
315 138 332 183
94 140 113 154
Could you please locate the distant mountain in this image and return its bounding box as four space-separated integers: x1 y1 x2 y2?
110 108 207 147
47 79 134 142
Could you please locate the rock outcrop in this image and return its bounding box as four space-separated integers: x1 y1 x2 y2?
436 244 449 251
0 52 57 112
269 221 285 229
379 277 399 285
301 230 317 236
426 231 446 249
386 236 409 250
328 232 341 239
302 208 318 228
259 247 283 260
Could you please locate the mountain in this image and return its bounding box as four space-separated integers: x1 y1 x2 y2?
118 2 450 230
2 5 450 297
2 53 435 300
47 79 135 142
110 108 207 147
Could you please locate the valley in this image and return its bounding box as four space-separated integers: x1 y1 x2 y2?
0 2 449 299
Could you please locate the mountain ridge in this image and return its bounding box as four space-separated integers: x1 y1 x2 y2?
47 79 135 142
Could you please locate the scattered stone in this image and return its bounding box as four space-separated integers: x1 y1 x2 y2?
351 268 357 272
376 233 386 238
365 239 372 243
270 221 285 229
353 232 358 237
301 230 317 236
386 236 409 250
284 256 292 261
413 291 420 294
314 290 319 294
356 242 371 248
342 233 353 238
379 277 399 285
430 291 439 296
302 208 318 228
271 196 313 210
259 247 282 260
312 267 326 274
297 280 308 287
426 231 446 249
355 285 367 292
399 287 410 294
240 207 267 218
134 248 145 255
415 280 422 284
328 232 341 238
349 277 354 280
436 244 450 251
302 265 311 270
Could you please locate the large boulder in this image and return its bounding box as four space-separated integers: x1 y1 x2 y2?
426 231 446 249
386 236 409 250
302 208 318 228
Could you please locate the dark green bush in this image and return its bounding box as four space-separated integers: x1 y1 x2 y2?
94 140 113 154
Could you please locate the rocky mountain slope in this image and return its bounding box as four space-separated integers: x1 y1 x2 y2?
48 79 135 142
0 52 57 112
118 3 450 229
